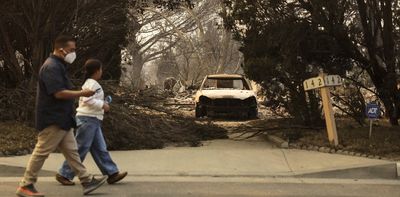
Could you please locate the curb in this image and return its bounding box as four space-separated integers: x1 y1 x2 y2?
296 163 398 180
288 143 394 161
265 134 289 149
0 148 32 157
263 134 395 163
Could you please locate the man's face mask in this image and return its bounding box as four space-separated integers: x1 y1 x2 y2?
61 48 76 64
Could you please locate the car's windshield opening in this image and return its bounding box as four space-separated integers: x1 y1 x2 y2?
202 78 250 90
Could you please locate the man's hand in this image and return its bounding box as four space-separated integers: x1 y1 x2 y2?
54 89 94 99
80 89 95 97
103 103 110 112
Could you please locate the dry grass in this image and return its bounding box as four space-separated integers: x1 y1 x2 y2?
0 122 37 155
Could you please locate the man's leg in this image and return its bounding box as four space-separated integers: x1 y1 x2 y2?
57 128 92 183
20 125 67 186
58 122 96 180
58 128 108 195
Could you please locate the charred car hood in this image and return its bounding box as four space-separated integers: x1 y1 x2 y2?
200 89 256 100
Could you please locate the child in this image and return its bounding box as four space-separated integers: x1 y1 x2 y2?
56 59 127 185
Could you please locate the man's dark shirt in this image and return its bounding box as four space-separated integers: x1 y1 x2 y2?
35 55 76 131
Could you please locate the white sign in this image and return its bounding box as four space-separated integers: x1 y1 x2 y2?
303 76 325 91
303 75 342 91
323 75 342 87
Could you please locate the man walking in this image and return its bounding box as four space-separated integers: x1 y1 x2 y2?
16 35 107 197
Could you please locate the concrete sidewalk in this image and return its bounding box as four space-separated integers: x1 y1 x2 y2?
1 138 398 196
0 139 392 178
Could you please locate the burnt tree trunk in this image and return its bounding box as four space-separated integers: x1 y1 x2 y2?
356 0 399 125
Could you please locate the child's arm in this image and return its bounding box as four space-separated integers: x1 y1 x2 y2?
82 95 104 110
80 81 104 110
103 103 110 112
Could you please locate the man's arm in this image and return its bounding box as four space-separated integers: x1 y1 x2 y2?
40 65 94 99
54 89 95 100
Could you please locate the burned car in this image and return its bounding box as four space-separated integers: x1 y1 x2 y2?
194 74 258 118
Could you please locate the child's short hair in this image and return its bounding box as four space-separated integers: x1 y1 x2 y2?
84 59 102 80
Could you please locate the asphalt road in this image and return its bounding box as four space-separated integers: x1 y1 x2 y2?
2 176 400 197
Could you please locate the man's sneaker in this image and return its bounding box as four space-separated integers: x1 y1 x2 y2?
81 175 107 195
107 172 128 184
55 173 75 186
16 184 45 197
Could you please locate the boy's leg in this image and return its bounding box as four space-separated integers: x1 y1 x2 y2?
20 125 67 186
58 123 96 180
58 160 75 181
57 128 92 183
90 126 119 176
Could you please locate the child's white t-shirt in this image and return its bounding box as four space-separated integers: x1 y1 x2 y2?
76 78 104 120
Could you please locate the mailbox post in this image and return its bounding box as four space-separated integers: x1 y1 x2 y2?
303 73 342 146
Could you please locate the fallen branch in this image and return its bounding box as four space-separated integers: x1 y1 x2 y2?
232 125 324 140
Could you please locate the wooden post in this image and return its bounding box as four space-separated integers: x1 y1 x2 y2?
369 119 373 139
319 73 339 146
